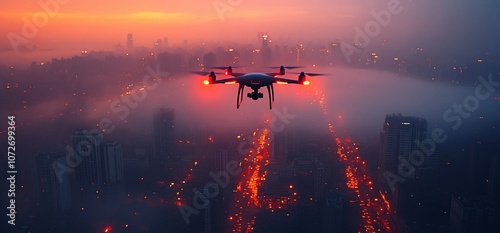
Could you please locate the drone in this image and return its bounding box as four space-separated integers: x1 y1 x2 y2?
194 66 325 109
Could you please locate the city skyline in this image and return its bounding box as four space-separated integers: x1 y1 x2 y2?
2 0 500 65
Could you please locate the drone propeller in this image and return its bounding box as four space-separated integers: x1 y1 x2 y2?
266 66 304 70
209 66 240 70
292 72 328 77
192 71 210 75
191 71 222 76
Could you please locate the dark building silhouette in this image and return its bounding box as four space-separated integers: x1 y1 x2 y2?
126 33 133 49
489 156 500 203
314 162 327 201
153 108 177 172
329 41 344 65
35 152 72 215
465 143 499 197
215 147 228 173
101 141 124 185
71 130 103 186
323 192 348 233
271 129 289 164
378 114 442 228
71 131 125 187
448 143 500 233
378 114 427 181
449 195 500 233
261 33 272 65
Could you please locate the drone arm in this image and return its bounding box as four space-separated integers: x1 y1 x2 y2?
213 77 239 84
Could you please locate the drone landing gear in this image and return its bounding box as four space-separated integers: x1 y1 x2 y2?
237 84 244 109
267 84 274 109
236 84 275 109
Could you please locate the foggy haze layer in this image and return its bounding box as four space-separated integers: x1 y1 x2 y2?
6 66 497 154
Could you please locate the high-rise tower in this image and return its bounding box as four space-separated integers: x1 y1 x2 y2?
153 108 176 170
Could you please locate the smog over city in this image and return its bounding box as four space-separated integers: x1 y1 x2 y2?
1 0 500 233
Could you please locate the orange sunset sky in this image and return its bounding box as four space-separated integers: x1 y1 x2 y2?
1 0 499 65
0 0 375 49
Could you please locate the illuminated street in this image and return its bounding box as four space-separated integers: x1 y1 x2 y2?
315 87 392 233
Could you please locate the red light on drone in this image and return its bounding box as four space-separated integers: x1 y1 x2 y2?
203 80 210 85
104 226 112 232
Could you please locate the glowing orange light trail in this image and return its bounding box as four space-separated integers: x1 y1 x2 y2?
313 85 392 233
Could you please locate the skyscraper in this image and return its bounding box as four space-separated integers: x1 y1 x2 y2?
489 155 500 202
271 129 289 164
465 143 499 197
260 33 272 65
314 163 327 201
323 192 348 233
35 152 72 215
378 114 427 180
126 33 133 49
101 141 124 185
449 194 500 233
215 147 228 173
71 130 103 186
378 114 444 226
153 108 176 170
261 34 269 49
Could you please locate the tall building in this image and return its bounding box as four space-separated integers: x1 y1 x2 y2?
126 33 133 48
153 108 176 170
449 194 500 233
261 34 269 49
261 33 272 65
257 32 268 44
215 147 228 173
329 40 344 65
465 143 499 197
296 44 305 65
203 190 224 233
314 163 327 201
378 114 437 224
71 130 103 186
489 155 500 203
101 141 124 185
323 192 348 233
378 114 427 181
271 129 288 164
35 152 72 215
